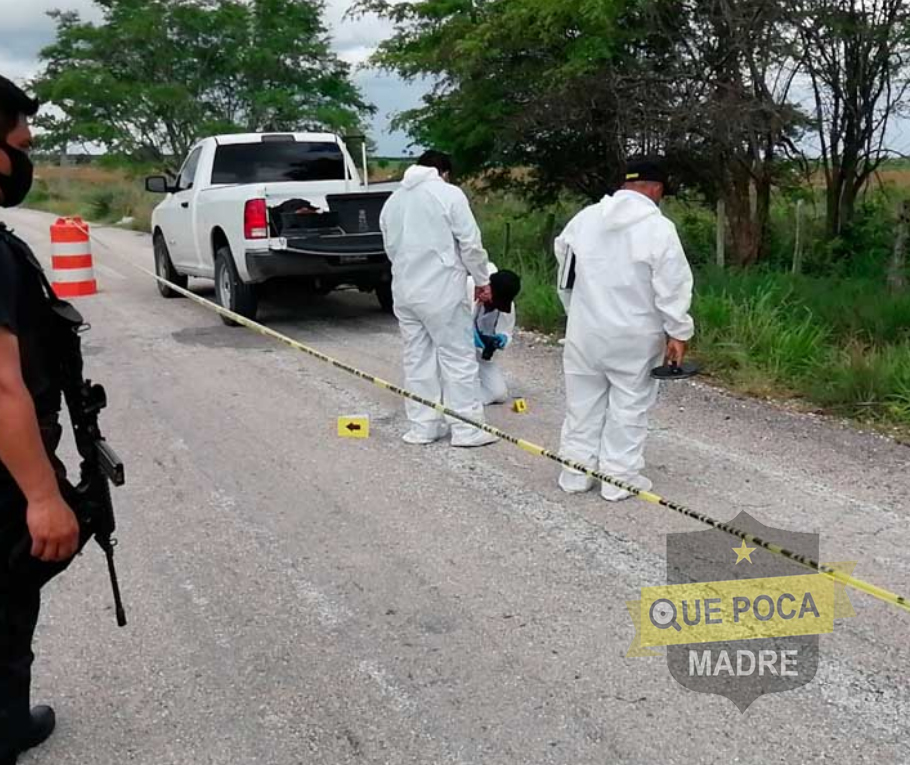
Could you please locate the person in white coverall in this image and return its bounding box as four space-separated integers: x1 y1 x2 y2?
467 264 522 405
555 159 694 501
379 150 499 448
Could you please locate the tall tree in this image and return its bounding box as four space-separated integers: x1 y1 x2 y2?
794 0 910 237
33 0 371 161
352 0 635 199
355 0 805 264
658 0 806 264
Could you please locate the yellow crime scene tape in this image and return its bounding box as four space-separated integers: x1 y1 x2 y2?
81 226 910 615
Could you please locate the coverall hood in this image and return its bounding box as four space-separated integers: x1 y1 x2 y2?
401 165 441 189
598 190 661 232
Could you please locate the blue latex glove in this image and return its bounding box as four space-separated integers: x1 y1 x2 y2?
493 333 509 350
474 328 486 350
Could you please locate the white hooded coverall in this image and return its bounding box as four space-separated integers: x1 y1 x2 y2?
555 190 694 498
467 263 516 405
380 166 492 443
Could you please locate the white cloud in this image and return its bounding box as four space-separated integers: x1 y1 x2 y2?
324 0 393 64
3 0 100 33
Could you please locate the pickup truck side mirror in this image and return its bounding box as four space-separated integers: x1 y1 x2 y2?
145 175 173 194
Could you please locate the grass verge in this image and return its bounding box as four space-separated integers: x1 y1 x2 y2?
28 165 159 232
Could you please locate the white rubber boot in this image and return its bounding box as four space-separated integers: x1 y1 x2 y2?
402 423 450 445
601 475 653 503
558 468 595 495
451 428 499 448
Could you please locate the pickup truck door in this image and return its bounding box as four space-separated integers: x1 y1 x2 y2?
158 146 203 270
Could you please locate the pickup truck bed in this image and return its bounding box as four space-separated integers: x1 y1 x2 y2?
249 190 392 284
147 132 399 323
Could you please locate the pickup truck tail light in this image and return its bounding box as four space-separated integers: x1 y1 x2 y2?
244 199 268 239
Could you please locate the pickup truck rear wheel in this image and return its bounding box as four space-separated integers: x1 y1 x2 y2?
215 246 258 325
376 282 394 314
153 234 188 298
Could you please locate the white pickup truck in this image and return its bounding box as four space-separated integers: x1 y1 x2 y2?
145 132 397 323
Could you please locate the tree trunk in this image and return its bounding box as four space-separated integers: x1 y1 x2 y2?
792 200 805 275
826 174 843 239
724 171 768 267
726 193 761 266
716 199 726 268
887 200 910 294
827 161 861 238
839 174 859 235
755 174 772 261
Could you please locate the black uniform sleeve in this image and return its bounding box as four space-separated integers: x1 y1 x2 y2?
0 244 20 335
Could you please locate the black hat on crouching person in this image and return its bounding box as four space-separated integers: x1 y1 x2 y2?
489 270 522 314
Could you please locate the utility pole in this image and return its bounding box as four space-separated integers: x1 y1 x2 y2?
887 199 910 294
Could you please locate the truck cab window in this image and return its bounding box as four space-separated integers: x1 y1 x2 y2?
211 142 347 185
177 147 203 191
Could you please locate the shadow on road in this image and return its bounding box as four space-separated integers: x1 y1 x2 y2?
171 280 398 350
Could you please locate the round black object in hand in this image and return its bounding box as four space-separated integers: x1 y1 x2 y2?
651 361 701 381
480 334 499 361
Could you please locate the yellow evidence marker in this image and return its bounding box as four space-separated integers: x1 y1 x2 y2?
338 415 370 439
512 398 528 414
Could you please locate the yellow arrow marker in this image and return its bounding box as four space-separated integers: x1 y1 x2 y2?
338 415 370 439
512 398 528 414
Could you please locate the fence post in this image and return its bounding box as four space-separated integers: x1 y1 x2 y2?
716 199 726 268
887 199 910 294
792 199 804 275
542 212 556 256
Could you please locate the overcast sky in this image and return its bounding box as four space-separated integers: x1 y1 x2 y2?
6 1 909 159
0 0 427 156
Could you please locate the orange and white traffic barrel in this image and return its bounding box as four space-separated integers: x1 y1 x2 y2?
50 216 97 298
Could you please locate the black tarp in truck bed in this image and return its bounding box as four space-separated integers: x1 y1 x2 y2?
270 191 392 256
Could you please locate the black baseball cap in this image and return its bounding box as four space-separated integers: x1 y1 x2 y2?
623 158 669 188
490 270 521 314
0 75 39 129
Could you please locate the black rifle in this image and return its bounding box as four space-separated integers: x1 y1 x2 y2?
59 368 128 629
5 241 128 627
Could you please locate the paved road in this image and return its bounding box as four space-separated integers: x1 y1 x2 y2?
5 207 910 764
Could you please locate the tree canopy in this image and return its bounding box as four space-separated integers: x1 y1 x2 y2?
34 0 371 161
355 0 910 263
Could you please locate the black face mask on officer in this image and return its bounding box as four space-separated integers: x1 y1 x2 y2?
0 140 34 208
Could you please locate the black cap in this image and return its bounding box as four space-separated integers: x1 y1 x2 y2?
0 75 39 125
623 158 669 188
489 270 521 314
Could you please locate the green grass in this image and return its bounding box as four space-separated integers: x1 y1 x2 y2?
693 284 830 383
29 166 158 232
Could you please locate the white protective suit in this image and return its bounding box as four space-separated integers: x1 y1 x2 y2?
555 190 694 500
380 165 495 445
467 263 517 405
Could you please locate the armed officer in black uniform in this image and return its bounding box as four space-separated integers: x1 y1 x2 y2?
0 76 80 765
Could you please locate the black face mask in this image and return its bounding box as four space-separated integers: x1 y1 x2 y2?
0 141 34 208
